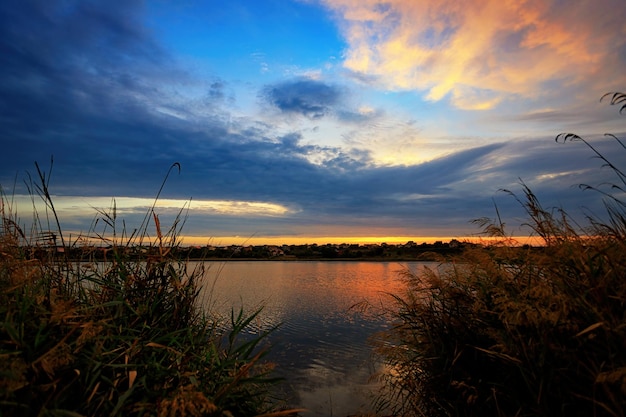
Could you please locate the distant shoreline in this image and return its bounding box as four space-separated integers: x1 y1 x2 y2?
184 255 447 262
25 239 543 263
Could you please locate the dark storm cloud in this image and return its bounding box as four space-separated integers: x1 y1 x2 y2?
261 79 342 119
180 136 625 237
0 1 166 100
0 0 193 186
260 78 383 124
0 1 172 147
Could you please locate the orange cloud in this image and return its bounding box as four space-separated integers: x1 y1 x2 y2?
323 0 625 110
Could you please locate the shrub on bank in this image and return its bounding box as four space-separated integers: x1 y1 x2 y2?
0 163 297 416
375 95 626 417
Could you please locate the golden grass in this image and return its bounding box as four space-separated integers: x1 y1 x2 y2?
374 94 626 417
0 162 298 416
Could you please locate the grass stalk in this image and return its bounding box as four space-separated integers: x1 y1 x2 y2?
0 162 298 416
375 94 626 417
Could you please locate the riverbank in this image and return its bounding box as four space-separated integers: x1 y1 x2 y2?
24 239 543 263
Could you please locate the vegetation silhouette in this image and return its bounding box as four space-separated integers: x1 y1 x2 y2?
373 94 626 417
3 94 626 417
0 162 303 416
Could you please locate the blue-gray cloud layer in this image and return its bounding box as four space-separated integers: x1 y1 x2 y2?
1 0 623 239
262 79 342 119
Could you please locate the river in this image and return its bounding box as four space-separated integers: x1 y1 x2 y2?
195 261 433 417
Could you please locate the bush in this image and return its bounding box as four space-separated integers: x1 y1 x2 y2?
375 95 626 417
0 163 298 416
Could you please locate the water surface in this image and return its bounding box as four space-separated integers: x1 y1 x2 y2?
197 261 431 416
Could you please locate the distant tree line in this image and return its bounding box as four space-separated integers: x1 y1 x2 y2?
20 239 502 261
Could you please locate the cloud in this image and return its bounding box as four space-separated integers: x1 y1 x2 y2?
0 0 232 192
2 0 623 242
323 0 626 110
261 78 343 119
335 105 385 124
0 0 183 142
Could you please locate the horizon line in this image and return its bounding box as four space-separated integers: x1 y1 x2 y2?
177 235 542 247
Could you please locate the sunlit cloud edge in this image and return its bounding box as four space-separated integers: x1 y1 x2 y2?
9 195 294 218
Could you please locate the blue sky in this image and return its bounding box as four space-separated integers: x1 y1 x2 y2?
2 0 626 245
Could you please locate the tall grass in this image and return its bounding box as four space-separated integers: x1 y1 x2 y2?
0 162 301 416
375 94 626 417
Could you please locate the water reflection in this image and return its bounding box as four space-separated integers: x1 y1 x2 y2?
196 261 430 416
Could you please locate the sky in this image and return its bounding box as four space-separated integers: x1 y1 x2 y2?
1 0 626 246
